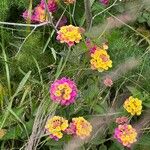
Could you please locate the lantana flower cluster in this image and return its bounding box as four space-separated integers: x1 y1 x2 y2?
123 96 142 116
45 116 92 140
23 0 58 22
50 77 78 106
65 117 92 139
114 124 137 147
115 116 128 125
90 47 112 72
56 25 83 47
45 116 68 141
114 96 142 147
100 0 109 5
103 76 113 87
86 39 112 72
86 40 112 72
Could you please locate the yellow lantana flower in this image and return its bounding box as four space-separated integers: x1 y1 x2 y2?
90 47 112 72
45 116 68 140
123 96 142 116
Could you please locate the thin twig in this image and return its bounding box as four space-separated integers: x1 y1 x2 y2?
84 0 92 30
0 21 50 27
90 0 118 27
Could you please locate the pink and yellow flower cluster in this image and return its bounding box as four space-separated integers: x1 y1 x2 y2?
123 96 142 116
56 25 83 47
45 116 68 141
86 39 112 72
90 46 112 72
114 124 137 147
115 116 128 125
114 96 142 147
45 116 92 140
65 117 92 139
50 77 78 106
23 0 58 22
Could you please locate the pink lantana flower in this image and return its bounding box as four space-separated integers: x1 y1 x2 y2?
103 77 113 87
32 5 49 22
115 116 128 125
50 77 78 106
22 5 49 23
65 117 92 139
114 124 137 147
100 0 109 5
40 0 58 13
22 10 34 21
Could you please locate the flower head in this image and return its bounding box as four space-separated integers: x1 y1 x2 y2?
22 10 32 21
32 5 49 22
40 0 58 13
23 0 57 23
64 0 76 4
66 117 92 139
50 77 78 106
56 25 82 47
23 4 50 23
114 124 137 147
115 116 128 125
45 116 68 141
90 46 112 72
103 77 113 87
100 0 109 5
123 96 142 116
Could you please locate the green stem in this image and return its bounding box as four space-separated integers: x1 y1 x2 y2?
69 5 72 24
55 47 71 80
0 29 11 97
84 0 92 30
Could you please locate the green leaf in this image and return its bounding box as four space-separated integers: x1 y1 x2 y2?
138 17 146 23
12 71 31 99
99 144 107 150
126 86 141 97
50 47 57 61
2 125 21 140
133 134 150 150
108 141 124 150
84 83 99 101
0 107 25 128
143 13 149 19
147 19 150 27
94 104 105 114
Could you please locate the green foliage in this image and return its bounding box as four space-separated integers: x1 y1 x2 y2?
138 10 150 27
0 0 30 21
